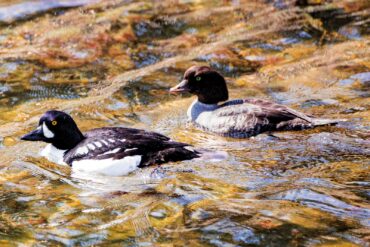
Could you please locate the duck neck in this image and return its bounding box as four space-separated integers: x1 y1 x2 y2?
187 99 219 121
52 129 85 151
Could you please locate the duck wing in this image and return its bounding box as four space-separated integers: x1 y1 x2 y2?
240 99 312 122
205 99 315 137
237 99 343 126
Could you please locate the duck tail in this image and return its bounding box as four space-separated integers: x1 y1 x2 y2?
312 118 347 126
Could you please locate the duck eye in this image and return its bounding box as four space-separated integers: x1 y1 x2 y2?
196 76 201 81
52 120 57 126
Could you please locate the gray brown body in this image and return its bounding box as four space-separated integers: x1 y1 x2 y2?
187 98 339 138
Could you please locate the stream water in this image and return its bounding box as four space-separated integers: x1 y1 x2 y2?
0 0 369 246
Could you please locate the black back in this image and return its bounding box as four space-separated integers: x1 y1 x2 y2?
64 127 199 166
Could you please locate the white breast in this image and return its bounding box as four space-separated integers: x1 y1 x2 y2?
71 155 142 176
40 144 67 165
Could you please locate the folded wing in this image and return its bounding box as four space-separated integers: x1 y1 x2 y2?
208 99 318 137
64 127 198 166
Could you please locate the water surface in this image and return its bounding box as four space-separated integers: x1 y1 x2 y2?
0 0 369 246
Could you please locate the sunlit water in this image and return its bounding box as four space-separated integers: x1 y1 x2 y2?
0 0 369 246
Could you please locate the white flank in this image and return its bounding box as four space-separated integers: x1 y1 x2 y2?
120 139 126 142
87 143 95 150
40 144 67 165
125 148 137 152
42 122 54 138
197 111 213 126
99 148 121 155
94 141 103 148
72 155 142 176
108 138 115 143
101 140 109 145
75 146 89 156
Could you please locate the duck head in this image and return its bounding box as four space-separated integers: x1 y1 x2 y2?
21 110 84 150
170 66 229 104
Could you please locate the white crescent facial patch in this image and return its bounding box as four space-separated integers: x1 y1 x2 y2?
42 122 55 138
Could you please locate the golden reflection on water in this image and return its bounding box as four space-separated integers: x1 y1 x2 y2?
0 0 369 245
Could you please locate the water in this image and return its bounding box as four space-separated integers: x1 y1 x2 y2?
0 0 369 246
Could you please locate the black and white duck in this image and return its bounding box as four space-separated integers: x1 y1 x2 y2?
21 110 200 176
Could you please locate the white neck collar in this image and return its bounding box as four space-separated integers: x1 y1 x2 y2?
194 100 219 109
187 100 220 121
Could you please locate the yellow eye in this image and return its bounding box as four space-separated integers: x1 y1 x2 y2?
52 120 57 126
196 76 201 81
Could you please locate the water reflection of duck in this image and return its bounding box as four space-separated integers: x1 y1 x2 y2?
21 110 199 176
170 66 343 138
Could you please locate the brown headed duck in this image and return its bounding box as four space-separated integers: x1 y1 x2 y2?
170 66 343 138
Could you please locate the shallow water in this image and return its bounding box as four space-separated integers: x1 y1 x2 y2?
0 0 369 246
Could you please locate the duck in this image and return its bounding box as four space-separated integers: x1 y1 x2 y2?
170 65 343 138
21 110 199 176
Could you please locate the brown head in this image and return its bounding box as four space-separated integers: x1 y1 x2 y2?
169 66 229 104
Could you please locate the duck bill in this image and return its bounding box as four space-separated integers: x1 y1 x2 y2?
21 127 46 142
169 80 190 94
